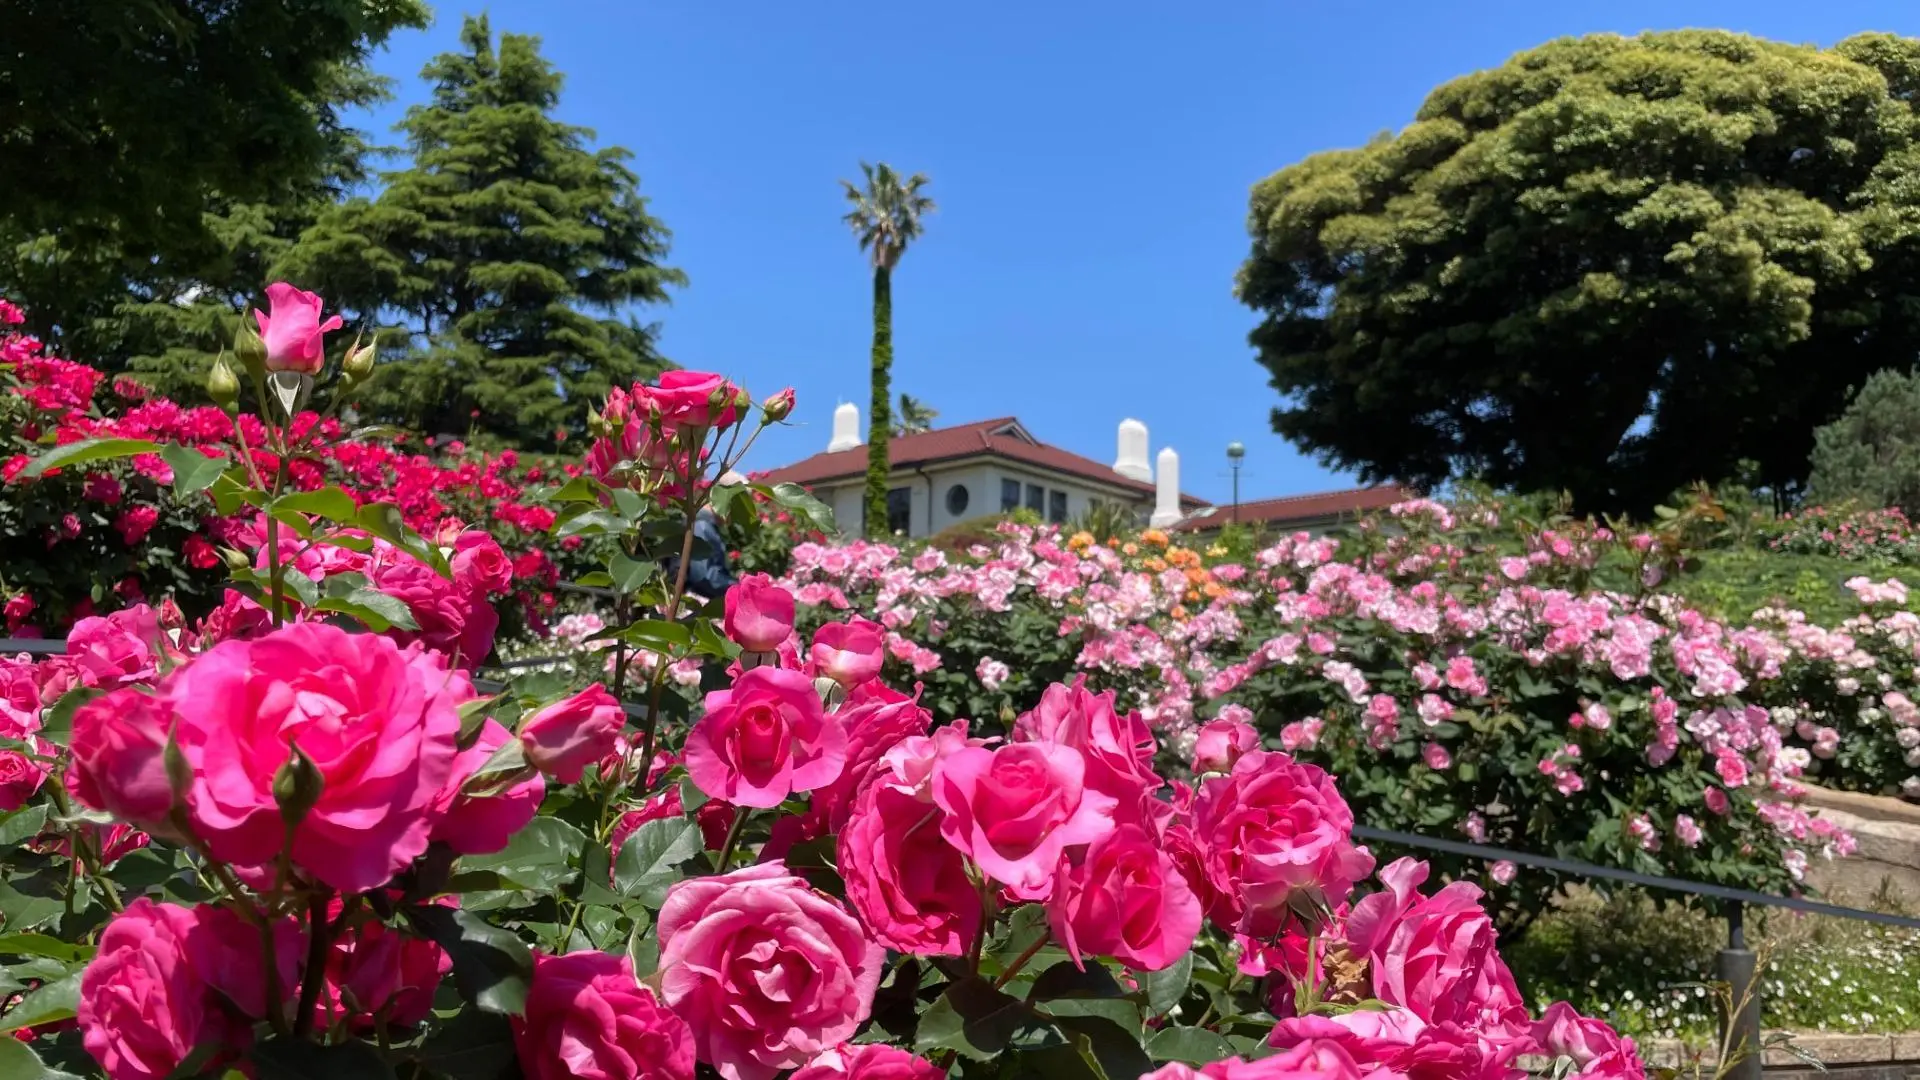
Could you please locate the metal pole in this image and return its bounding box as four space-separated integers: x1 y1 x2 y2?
1231 462 1240 524
1718 902 1762 1080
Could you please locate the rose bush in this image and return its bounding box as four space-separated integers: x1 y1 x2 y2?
1 294 1658 1080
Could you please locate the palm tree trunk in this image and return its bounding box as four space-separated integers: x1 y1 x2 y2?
864 265 894 537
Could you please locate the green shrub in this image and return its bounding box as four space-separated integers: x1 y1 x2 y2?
1808 368 1920 517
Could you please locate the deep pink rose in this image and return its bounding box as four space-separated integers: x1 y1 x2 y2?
0 699 51 810
1177 750 1374 936
451 530 514 598
839 779 980 956
253 281 342 374
520 684 626 785
1193 717 1260 774
639 370 741 430
199 589 273 643
1014 677 1160 825
184 903 304 1024
1047 823 1202 971
1144 1040 1372 1080
1343 858 1530 1041
809 618 885 687
930 741 1116 900
790 1044 945 1080
685 667 846 809
169 623 465 893
658 863 884 1080
1267 1007 1527 1080
724 574 796 652
1534 1003 1647 1080
807 680 930 829
433 718 546 853
513 950 694 1080
326 907 450 1030
67 605 164 688
79 900 242 1080
875 718 990 802
370 548 500 663
66 688 177 827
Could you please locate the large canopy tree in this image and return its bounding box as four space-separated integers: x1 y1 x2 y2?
1238 30 1920 513
279 15 683 448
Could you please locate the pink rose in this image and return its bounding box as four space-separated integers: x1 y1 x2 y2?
79 900 242 1080
1144 1040 1370 1079
790 1044 944 1080
183 903 304 1023
805 680 930 830
1175 750 1373 936
513 950 694 1080
66 688 177 827
810 618 885 687
839 778 980 956
115 505 159 546
451 530 514 598
1193 716 1260 774
1014 677 1160 825
639 370 741 430
1343 858 1530 1040
1268 1007 1429 1064
685 667 846 809
169 623 465 893
658 863 884 1080
432 718 546 854
1534 1002 1647 1080
370 548 500 663
724 573 796 652
520 684 626 785
67 604 164 688
326 909 449 1029
875 718 990 802
253 281 343 375
0 710 51 811
930 741 1116 900
760 387 797 423
1047 823 1202 971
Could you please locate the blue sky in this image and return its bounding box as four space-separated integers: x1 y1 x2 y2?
353 1 1920 504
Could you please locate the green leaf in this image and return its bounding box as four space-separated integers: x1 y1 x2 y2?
279 568 322 610
573 571 615 589
38 688 102 748
159 444 227 497
22 438 161 478
355 502 449 576
0 880 65 933
0 1039 84 1080
1030 959 1128 1002
552 507 626 540
458 738 530 798
407 1007 520 1080
0 934 91 964
691 619 740 661
1142 952 1193 1017
548 474 604 504
0 805 51 847
613 817 703 906
765 482 837 531
914 977 1051 1061
249 1037 397 1079
460 818 586 893
272 486 358 522
313 588 419 632
0 971 78 1033
1148 1025 1238 1065
1055 1013 1154 1080
627 917 659 977
607 553 658 594
609 618 693 655
407 906 533 1016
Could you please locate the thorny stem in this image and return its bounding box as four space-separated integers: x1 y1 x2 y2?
993 935 1048 990
716 807 752 873
293 892 334 1037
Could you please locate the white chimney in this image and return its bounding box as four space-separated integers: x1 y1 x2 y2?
1113 418 1151 482
1150 447 1181 528
828 402 861 452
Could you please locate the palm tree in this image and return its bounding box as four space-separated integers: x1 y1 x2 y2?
841 162 935 537
893 393 939 436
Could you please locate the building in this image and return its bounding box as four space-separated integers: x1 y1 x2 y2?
761 403 1415 541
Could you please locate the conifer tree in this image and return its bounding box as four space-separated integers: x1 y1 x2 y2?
281 16 684 447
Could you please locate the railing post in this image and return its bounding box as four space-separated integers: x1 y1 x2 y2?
1718 901 1762 1080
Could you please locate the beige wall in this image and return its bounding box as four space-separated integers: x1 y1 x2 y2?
810 459 1153 538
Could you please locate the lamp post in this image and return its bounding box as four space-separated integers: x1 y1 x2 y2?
1226 442 1245 524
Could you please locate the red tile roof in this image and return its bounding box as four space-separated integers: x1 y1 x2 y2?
1172 485 1417 532
761 416 1204 506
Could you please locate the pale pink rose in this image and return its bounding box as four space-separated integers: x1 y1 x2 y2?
520 684 626 785
1013 676 1159 825
67 604 164 688
685 667 846 809
790 1044 945 1080
79 899 244 1080
432 718 546 854
931 741 1117 900
512 950 694 1080
840 780 979 956
65 687 178 827
1174 750 1373 936
658 863 884 1080
1534 1002 1647 1080
1047 824 1202 971
169 623 465 893
1490 860 1517 885
1704 787 1731 816
1674 814 1703 848
1342 858 1530 1040
253 281 343 374
809 618 885 687
724 573 796 652
1193 716 1260 774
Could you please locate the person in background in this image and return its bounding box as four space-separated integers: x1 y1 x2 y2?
669 471 742 602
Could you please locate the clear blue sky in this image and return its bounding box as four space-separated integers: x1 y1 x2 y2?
353 1 1920 504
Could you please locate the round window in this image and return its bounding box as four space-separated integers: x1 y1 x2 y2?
945 484 970 517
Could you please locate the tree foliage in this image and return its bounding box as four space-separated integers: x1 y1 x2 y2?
279 16 684 448
1808 367 1920 516
1238 30 1920 513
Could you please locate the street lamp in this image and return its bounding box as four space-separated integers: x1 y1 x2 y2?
1226 441 1245 524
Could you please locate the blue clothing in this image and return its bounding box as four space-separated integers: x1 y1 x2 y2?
670 509 735 598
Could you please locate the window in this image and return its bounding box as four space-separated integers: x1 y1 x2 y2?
1025 484 1043 512
1001 479 1021 512
887 487 912 535
945 484 970 517
1048 490 1068 524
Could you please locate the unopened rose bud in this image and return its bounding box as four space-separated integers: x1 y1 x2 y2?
222 548 252 572
587 405 610 439
234 317 268 378
207 357 240 409
342 335 376 384
760 387 796 423
272 744 325 828
708 384 734 413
